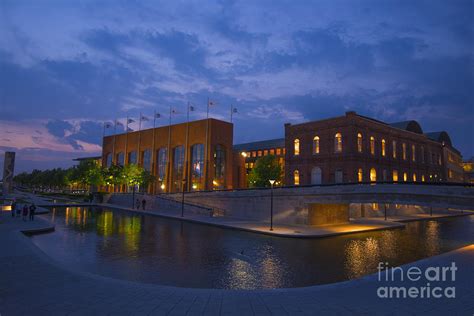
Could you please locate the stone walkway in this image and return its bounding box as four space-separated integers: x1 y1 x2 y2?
0 211 473 315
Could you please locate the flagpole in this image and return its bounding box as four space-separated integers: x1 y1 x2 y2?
125 115 129 166
138 112 142 167
151 110 157 194
205 98 210 191
185 102 190 192
230 105 233 123
166 106 172 193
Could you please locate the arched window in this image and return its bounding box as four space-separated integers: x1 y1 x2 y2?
357 133 363 153
214 144 226 189
402 143 407 160
105 153 112 167
294 139 300 155
172 146 185 191
311 167 322 184
411 144 416 162
116 152 125 166
142 149 152 171
370 136 375 155
370 168 377 182
392 170 398 182
191 144 204 190
313 136 320 154
335 169 343 183
413 173 417 182
381 139 386 157
403 172 408 182
334 133 342 153
392 140 397 158
421 174 425 182
358 168 363 182
128 151 137 164
294 170 300 185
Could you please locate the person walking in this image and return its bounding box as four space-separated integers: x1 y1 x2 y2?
11 201 16 218
29 203 36 221
22 205 28 221
141 198 146 210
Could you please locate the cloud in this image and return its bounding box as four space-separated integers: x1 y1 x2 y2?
0 0 473 173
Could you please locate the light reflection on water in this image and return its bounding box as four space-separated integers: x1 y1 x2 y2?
31 207 473 289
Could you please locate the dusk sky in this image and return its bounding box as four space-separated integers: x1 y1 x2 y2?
1 0 473 175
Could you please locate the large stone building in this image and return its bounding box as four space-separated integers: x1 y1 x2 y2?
102 118 234 193
284 111 462 185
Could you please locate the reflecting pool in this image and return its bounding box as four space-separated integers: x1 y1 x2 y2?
30 207 474 289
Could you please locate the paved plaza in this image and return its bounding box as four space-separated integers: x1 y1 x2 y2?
0 202 473 315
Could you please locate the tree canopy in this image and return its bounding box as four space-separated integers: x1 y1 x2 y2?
247 155 282 188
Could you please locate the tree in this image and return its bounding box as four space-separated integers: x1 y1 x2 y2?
122 164 156 208
247 155 282 188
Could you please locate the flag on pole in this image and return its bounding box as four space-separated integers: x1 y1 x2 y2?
141 115 149 121
155 112 161 118
232 107 238 113
189 105 195 112
127 118 135 124
104 122 112 128
116 120 124 127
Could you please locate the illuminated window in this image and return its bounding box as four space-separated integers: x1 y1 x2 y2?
403 172 408 182
191 144 204 190
276 148 281 155
247 152 251 158
294 139 300 155
381 139 386 157
258 150 262 157
172 146 185 191
438 154 442 165
252 151 256 157
263 150 268 156
294 170 300 185
402 143 407 160
358 168 363 182
421 174 425 182
370 168 377 182
357 133 363 153
245 163 249 169
283 148 286 155
269 149 275 155
413 173 417 182
143 149 152 171
370 136 375 155
214 144 226 189
334 133 342 153
313 136 320 154
157 148 167 182
392 170 398 182
411 144 416 162
392 140 397 158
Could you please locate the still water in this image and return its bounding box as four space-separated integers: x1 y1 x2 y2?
30 207 473 289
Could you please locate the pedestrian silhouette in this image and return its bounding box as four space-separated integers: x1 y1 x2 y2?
142 198 146 210
29 204 36 221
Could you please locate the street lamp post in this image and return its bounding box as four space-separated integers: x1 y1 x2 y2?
269 179 275 231
181 179 186 217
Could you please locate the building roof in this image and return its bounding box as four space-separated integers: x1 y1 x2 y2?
73 156 102 162
388 120 424 134
233 138 285 152
424 131 453 147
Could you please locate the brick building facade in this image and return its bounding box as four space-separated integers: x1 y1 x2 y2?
284 111 460 186
102 118 234 193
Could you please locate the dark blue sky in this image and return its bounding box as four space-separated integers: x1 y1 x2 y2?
0 0 473 174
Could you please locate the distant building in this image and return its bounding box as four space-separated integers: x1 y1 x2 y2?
284 111 463 185
73 156 102 166
233 138 285 187
462 157 474 183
